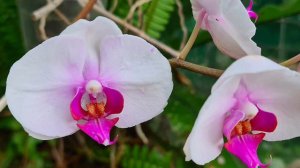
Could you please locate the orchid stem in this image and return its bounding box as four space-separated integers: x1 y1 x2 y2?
0 96 7 112
178 24 201 60
169 58 223 78
32 0 63 21
135 124 149 144
280 54 300 67
74 0 97 21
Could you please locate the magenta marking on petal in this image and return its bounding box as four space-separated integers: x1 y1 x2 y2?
251 110 277 133
223 111 245 139
247 0 254 10
248 11 258 22
246 0 259 22
103 87 124 115
70 87 86 120
225 133 269 168
77 117 119 145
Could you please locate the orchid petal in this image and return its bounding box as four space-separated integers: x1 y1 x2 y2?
70 87 86 121
251 109 277 133
61 17 122 80
213 56 286 92
224 133 268 168
191 0 221 21
183 78 240 165
5 36 93 138
77 118 119 146
208 17 261 59
244 70 300 141
191 0 261 58
103 87 124 115
223 110 245 139
99 35 173 128
24 128 58 140
60 17 122 53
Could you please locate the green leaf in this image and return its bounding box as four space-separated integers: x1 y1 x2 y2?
258 0 300 23
121 145 172 168
144 0 176 39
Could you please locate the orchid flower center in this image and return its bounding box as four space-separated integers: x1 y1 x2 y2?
232 120 252 136
86 102 105 118
84 80 107 118
241 101 258 120
230 101 258 137
70 79 124 145
85 80 103 98
224 99 277 168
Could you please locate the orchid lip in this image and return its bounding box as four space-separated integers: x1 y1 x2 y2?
224 133 270 168
223 99 277 168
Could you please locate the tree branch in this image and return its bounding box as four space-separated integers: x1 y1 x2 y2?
32 0 64 20
169 59 224 78
281 54 300 67
0 96 7 112
88 2 180 58
75 0 97 21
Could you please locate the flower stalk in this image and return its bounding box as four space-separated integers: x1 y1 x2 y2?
75 0 97 21
280 54 300 67
0 96 7 112
169 58 223 78
178 24 201 60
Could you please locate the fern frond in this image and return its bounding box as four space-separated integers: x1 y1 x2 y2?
144 0 176 39
121 145 172 168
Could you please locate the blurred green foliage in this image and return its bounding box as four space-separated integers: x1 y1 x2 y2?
143 0 176 38
0 0 24 95
0 0 300 168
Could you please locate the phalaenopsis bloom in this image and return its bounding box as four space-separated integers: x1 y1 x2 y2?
5 17 173 145
190 0 261 58
184 56 300 167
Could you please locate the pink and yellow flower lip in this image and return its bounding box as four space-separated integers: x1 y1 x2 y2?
223 94 277 167
70 81 124 145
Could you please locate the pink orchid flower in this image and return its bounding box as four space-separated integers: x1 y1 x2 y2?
190 0 261 59
184 56 300 167
5 17 173 146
